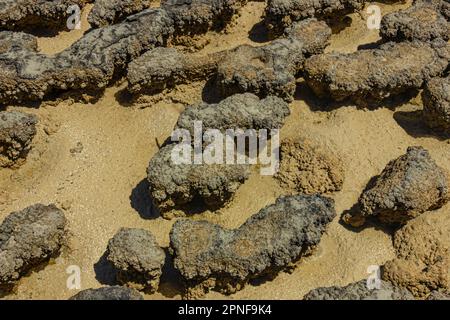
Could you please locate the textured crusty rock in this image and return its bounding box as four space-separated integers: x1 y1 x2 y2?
0 9 174 104
344 146 449 227
264 0 365 35
161 0 247 36
422 75 450 133
170 194 336 297
0 204 67 290
380 1 450 43
127 47 225 95
69 286 144 300
275 139 344 194
147 143 250 216
0 111 37 167
175 93 290 136
216 18 331 102
382 209 450 298
88 0 152 27
127 18 330 100
303 279 415 300
0 0 88 31
422 0 450 20
304 41 449 107
427 291 450 300
106 228 165 293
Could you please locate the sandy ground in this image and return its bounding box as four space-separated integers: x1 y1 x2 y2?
1 0 449 300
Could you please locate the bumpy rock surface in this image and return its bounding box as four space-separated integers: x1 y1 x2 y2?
147 143 250 216
380 1 449 43
216 18 331 102
0 204 67 290
176 93 290 136
0 9 174 104
161 0 247 35
0 0 88 31
88 0 152 27
344 146 449 227
69 286 144 300
423 0 450 20
304 41 450 106
170 194 336 297
127 47 225 95
127 18 330 100
427 291 450 300
264 0 365 34
303 279 415 300
422 75 450 133
106 228 165 292
275 139 344 194
0 111 38 167
382 209 450 298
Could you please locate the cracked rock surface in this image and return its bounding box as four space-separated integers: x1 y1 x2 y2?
170 194 336 297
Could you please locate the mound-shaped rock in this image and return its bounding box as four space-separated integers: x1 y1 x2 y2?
264 0 365 35
161 0 247 36
344 146 449 227
422 75 450 133
380 1 449 43
303 279 415 300
0 204 67 291
275 139 344 194
147 143 250 217
216 18 331 102
88 0 152 27
304 41 449 107
127 47 225 95
0 111 37 167
170 194 336 297
106 228 165 293
175 93 290 136
382 209 450 298
69 286 144 300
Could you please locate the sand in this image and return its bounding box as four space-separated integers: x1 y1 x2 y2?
1 0 449 300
